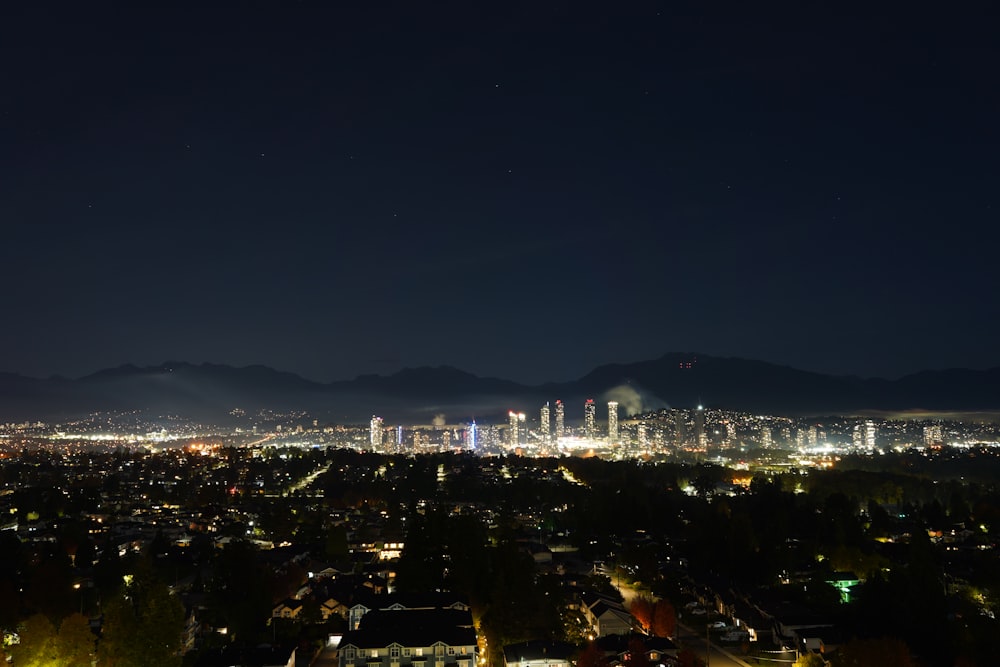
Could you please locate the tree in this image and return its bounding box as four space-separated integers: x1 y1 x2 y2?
830 637 914 667
9 614 58 667
23 548 74 620
651 599 676 638
324 524 349 564
629 596 653 631
576 641 605 667
55 613 96 667
626 636 647 666
97 561 185 667
300 596 324 626
793 654 827 667
209 539 273 642
676 648 704 667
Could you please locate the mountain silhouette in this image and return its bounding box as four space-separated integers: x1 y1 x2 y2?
1 354 998 422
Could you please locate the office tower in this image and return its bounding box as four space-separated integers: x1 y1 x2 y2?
540 402 551 441
508 411 519 448
518 412 527 445
695 405 706 448
808 425 818 448
370 415 383 449
555 400 565 439
608 401 619 441
760 426 773 448
468 421 477 449
584 399 596 438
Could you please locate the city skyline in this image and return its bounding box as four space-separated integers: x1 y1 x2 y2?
3 3 998 386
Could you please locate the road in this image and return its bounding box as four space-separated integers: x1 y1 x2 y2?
309 644 337 667
675 622 754 667
608 571 752 667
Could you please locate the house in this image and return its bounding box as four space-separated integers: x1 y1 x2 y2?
519 541 553 564
502 640 576 667
595 634 679 666
349 592 471 630
791 625 844 657
272 598 304 620
731 600 768 643
322 596 351 621
338 608 478 667
579 592 634 637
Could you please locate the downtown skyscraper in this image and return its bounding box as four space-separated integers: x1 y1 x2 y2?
584 399 596 439
540 402 551 442
555 400 565 439
608 401 619 441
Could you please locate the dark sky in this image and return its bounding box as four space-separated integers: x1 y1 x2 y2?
2 1 998 384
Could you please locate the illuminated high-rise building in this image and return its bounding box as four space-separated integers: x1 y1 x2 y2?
468 421 477 449
760 426 773 448
725 420 737 447
555 400 565 439
370 415 383 449
607 401 619 441
518 412 527 445
584 399 596 438
508 411 519 448
540 403 551 441
674 411 685 446
694 405 706 448
923 424 943 446
852 420 877 450
863 420 877 449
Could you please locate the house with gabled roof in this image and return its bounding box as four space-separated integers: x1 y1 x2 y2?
348 591 471 630
338 607 478 667
272 598 304 620
578 592 635 637
595 633 680 666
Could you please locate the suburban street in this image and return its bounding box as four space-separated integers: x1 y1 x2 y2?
309 644 337 667
675 623 754 667
607 569 753 667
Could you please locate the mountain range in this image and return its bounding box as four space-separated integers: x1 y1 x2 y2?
1 353 999 423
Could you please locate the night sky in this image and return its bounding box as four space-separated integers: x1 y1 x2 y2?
2 2 998 384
